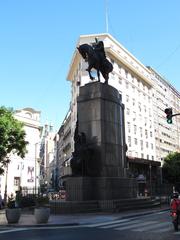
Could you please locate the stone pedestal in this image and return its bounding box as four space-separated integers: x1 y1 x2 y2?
66 82 137 200
77 82 126 177
66 177 137 201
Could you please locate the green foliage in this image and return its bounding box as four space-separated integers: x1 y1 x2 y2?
20 196 36 208
35 195 49 207
0 106 28 174
162 152 180 184
7 195 16 208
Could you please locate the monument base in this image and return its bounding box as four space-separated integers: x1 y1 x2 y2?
65 177 138 201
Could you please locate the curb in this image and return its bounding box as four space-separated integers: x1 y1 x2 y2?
0 207 170 228
120 207 169 219
0 223 80 228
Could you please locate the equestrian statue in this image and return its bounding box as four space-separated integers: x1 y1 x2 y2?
77 38 113 84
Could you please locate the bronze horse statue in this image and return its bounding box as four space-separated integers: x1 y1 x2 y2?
77 42 113 84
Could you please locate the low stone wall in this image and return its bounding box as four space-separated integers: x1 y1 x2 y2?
50 197 161 214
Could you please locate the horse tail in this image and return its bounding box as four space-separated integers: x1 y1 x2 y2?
103 59 113 73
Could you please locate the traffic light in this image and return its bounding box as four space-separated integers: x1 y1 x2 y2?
165 108 173 124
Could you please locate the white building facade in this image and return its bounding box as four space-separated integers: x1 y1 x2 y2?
0 108 42 198
148 67 180 163
39 123 56 190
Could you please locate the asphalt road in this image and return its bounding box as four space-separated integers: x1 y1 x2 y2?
0 211 180 240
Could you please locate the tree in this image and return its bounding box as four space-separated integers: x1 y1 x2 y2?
162 152 180 184
0 106 28 175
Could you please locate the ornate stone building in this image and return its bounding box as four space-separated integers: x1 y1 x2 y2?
0 108 42 197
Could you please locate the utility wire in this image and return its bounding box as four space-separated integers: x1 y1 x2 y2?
156 43 180 69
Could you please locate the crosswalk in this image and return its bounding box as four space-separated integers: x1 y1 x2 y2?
86 218 180 235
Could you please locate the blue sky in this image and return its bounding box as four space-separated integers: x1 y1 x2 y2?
0 0 180 131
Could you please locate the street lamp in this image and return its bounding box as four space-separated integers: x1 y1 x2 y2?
35 142 41 195
149 164 152 197
3 163 9 206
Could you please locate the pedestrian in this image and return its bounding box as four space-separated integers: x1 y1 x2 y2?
0 191 3 209
170 192 180 230
15 187 22 208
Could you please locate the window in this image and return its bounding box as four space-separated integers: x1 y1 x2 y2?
132 86 135 93
118 77 122 84
144 105 147 113
128 136 131 147
118 64 121 73
25 112 32 119
126 81 129 89
132 98 135 106
140 140 143 150
134 125 137 134
14 177 20 187
131 74 134 82
145 117 147 126
140 127 143 137
149 108 152 117
126 108 130 115
145 129 148 138
134 138 138 145
125 70 128 78
133 111 136 121
127 122 131 133
126 95 129 102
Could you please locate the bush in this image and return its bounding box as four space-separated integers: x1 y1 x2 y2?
35 195 49 207
20 196 36 208
7 200 15 208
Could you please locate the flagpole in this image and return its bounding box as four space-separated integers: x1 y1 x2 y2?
105 0 109 33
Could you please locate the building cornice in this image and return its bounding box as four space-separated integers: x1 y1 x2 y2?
147 66 180 97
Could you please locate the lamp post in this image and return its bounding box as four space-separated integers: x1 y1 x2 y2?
3 163 9 206
35 142 40 195
149 164 152 197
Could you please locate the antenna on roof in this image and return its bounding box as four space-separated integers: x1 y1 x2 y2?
105 0 109 33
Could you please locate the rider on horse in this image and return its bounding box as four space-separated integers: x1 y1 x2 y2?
77 38 113 84
93 38 106 64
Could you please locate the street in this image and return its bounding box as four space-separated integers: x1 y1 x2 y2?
0 211 180 240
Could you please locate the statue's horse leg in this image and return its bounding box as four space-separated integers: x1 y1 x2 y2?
101 71 109 84
104 76 108 84
86 65 94 80
97 70 100 82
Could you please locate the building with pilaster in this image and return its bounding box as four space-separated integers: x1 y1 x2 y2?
148 67 180 163
0 108 42 198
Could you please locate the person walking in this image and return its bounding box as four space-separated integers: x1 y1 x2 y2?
170 192 180 231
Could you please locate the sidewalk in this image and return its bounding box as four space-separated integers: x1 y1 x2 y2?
0 205 169 228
